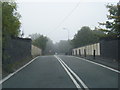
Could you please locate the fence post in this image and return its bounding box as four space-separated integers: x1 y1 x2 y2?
76 50 77 56
93 50 95 59
84 49 86 57
79 49 81 56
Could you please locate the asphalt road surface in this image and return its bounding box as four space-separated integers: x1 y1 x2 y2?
2 55 119 89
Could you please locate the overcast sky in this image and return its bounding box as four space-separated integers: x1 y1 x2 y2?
16 0 118 43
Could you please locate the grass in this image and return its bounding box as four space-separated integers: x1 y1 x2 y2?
2 56 34 78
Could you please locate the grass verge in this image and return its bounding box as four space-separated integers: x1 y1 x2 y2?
2 56 34 79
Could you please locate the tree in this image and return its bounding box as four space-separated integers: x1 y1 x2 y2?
2 1 21 49
30 34 48 54
2 1 21 38
92 28 107 38
71 26 105 48
44 38 55 55
54 40 72 54
29 33 41 40
98 2 120 38
2 1 21 72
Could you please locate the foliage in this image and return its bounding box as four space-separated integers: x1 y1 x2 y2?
54 40 72 54
44 38 55 55
71 26 105 48
29 33 41 40
98 3 120 37
2 1 21 73
2 1 21 38
30 34 48 53
1 1 21 50
31 34 72 55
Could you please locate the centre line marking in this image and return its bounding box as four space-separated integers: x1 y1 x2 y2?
54 55 81 89
54 55 89 90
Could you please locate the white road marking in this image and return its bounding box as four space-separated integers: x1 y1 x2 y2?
74 56 120 73
54 56 81 89
57 56 89 89
0 56 40 84
54 55 89 90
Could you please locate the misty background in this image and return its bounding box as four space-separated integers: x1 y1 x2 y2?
15 0 118 55
16 1 117 43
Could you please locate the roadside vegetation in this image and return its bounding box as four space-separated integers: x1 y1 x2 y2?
71 26 106 48
98 4 120 38
2 56 32 78
29 33 48 55
2 1 33 77
2 1 120 78
71 2 120 49
2 1 21 75
29 2 120 55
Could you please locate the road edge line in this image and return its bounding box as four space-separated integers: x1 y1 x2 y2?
74 56 120 73
0 56 40 84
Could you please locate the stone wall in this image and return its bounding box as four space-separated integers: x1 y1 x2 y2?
100 39 119 60
3 37 32 64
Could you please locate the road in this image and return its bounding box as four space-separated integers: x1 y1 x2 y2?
2 55 119 89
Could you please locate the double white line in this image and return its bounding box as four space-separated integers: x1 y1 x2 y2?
54 55 89 90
